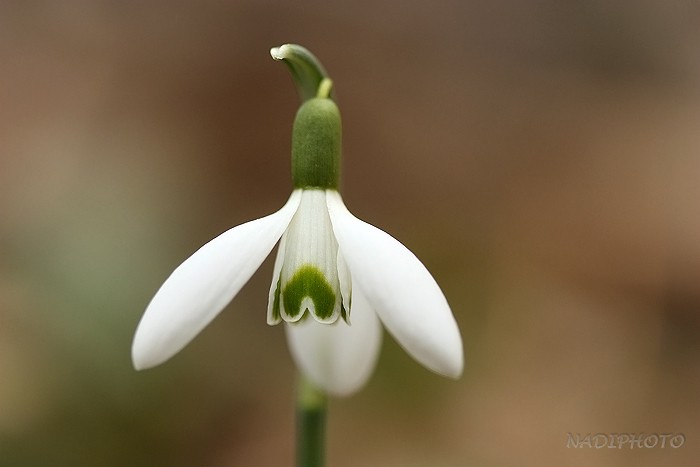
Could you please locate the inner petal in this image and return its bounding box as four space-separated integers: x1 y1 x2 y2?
337 248 352 323
278 190 344 324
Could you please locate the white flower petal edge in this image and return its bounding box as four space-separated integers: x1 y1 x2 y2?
132 190 303 370
326 190 463 379
285 287 382 396
266 224 288 324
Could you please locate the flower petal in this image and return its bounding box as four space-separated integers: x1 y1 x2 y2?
276 190 344 324
326 190 463 379
266 228 288 325
132 190 302 370
336 248 352 322
285 288 382 396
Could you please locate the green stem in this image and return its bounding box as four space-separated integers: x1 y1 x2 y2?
296 375 327 467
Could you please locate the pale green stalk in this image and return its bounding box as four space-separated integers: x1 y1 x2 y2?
296 376 327 467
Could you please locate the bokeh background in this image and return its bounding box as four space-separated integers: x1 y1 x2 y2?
2 1 700 466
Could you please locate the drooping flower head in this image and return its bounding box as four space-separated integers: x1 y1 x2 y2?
131 44 463 396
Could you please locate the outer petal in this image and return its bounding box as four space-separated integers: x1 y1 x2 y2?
285 288 382 396
326 190 463 379
132 190 302 370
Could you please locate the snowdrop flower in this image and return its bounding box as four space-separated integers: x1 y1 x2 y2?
132 45 463 396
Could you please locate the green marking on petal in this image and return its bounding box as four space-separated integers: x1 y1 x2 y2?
283 265 336 321
340 302 349 324
271 275 282 323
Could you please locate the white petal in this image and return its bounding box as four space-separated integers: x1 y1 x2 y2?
337 248 352 321
326 190 463 378
277 190 343 324
132 190 302 370
285 288 382 396
266 228 287 325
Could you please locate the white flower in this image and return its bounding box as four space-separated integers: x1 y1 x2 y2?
132 188 463 396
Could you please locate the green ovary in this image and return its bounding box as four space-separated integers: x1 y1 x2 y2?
282 265 336 321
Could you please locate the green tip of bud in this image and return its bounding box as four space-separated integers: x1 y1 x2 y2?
292 97 342 189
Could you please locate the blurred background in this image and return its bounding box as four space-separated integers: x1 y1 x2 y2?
1 1 699 466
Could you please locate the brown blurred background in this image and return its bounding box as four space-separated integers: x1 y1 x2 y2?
1 1 699 466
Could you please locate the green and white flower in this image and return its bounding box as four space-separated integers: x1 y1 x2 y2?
131 45 463 396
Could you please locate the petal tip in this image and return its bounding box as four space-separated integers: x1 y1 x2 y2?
131 330 170 371
444 357 464 380
437 336 464 380
131 342 156 371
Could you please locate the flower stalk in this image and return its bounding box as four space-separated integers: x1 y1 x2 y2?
296 376 327 467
